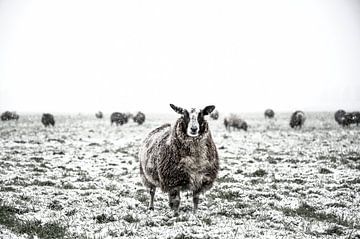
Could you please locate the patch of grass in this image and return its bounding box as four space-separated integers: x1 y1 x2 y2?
62 182 76 189
202 216 212 225
324 225 343 236
0 203 68 238
251 169 267 177
48 200 63 211
279 202 359 229
319 168 332 174
32 180 56 187
0 186 16 192
217 174 237 183
217 190 241 201
93 213 116 224
33 167 47 173
30 157 44 163
135 190 148 203
65 209 76 217
123 213 139 223
172 232 198 239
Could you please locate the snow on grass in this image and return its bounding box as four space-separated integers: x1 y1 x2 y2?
0 112 360 238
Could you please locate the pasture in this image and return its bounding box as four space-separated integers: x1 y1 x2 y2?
0 112 359 238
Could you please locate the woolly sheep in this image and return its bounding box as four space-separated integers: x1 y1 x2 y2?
290 111 306 129
41 113 55 127
139 104 219 216
110 112 128 126
224 114 248 131
133 112 146 125
264 109 275 119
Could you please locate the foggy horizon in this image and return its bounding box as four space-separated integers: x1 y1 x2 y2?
1 0 360 114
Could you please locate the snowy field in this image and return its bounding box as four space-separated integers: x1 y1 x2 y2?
0 112 359 239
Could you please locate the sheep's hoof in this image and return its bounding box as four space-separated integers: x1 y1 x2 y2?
173 211 179 217
148 206 154 210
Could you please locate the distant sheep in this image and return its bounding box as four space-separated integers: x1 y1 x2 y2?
224 114 248 131
95 111 103 119
41 113 55 127
210 110 219 120
290 111 306 129
334 110 360 127
353 112 360 126
110 112 128 126
264 109 275 119
133 112 146 125
334 110 346 125
1 111 19 121
139 104 219 216
339 111 360 127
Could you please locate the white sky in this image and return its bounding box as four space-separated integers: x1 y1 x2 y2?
0 0 359 113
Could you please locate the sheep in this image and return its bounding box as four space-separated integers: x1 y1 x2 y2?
139 104 219 216
264 109 275 119
289 111 306 129
334 110 346 125
224 114 248 131
1 111 19 121
339 111 360 127
110 112 128 126
95 111 103 119
352 111 360 126
133 111 146 125
41 113 55 127
210 110 219 120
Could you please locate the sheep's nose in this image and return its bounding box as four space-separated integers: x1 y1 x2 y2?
191 126 198 133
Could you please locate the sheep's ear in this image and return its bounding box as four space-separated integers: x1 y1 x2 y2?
202 105 215 115
170 104 184 114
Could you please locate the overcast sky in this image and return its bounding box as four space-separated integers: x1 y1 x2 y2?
0 0 359 113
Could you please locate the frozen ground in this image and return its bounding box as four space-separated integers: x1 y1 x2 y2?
0 112 359 239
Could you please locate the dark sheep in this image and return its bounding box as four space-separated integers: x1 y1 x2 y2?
95 111 103 119
353 112 360 125
41 113 55 127
139 104 219 216
110 112 128 126
334 110 346 126
264 109 275 119
210 110 219 120
224 115 248 131
133 111 146 125
340 111 360 127
1 111 19 121
290 111 306 129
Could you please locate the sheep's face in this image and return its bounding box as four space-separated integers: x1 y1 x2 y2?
170 104 215 138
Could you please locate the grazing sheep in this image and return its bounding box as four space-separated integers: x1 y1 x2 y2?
110 112 128 126
353 112 360 126
133 111 146 125
334 110 346 125
210 110 219 120
1 111 19 121
95 111 103 119
224 114 248 131
340 111 360 127
41 113 55 127
264 109 275 119
290 111 306 129
139 104 219 216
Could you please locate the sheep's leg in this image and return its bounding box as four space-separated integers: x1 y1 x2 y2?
168 188 180 216
193 191 200 213
149 186 156 210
